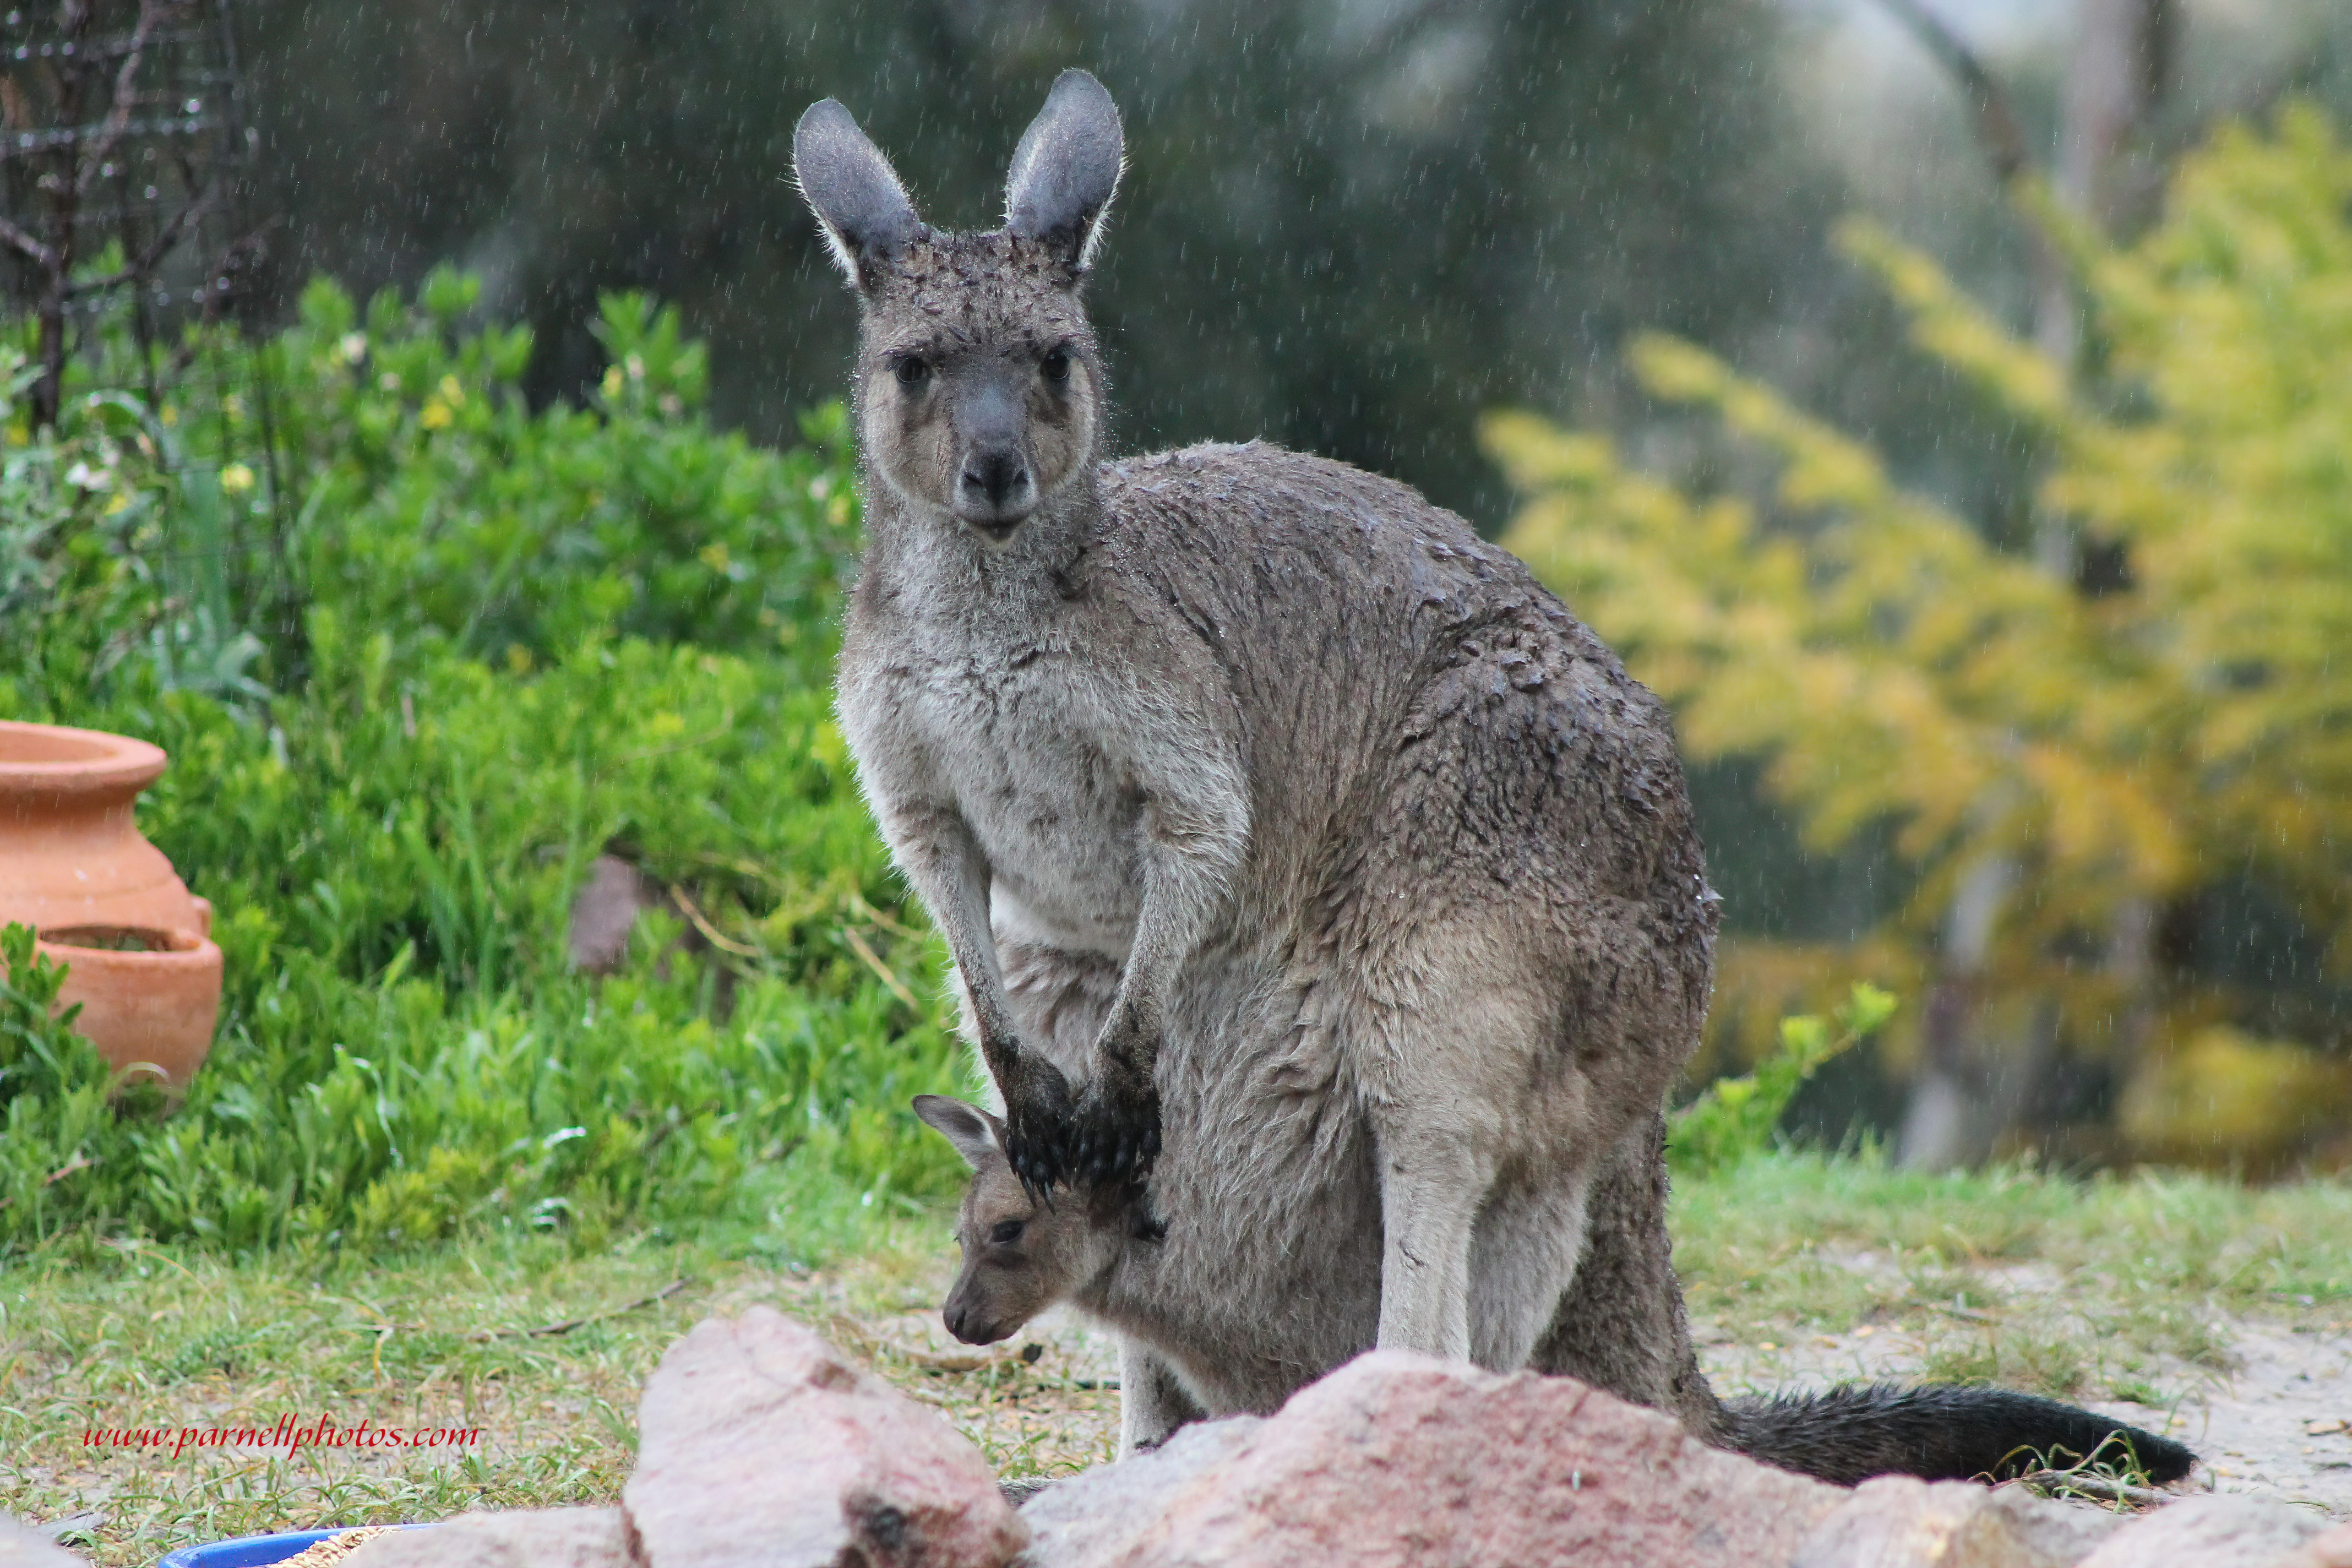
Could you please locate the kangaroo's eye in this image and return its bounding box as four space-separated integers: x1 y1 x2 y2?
894 356 929 388
1039 348 1071 384
988 1219 1025 1246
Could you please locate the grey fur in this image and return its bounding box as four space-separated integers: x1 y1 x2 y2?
913 1093 1001 1172
804 73 2196 1490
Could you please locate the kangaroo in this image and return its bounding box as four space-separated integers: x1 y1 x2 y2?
914 1093 2195 1487
802 66 1714 1384
797 71 2195 1488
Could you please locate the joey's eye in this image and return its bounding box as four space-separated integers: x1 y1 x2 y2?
894 356 929 388
988 1219 1025 1246
1039 348 1071 384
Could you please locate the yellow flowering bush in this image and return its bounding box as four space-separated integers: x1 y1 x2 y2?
1488 107 2352 1159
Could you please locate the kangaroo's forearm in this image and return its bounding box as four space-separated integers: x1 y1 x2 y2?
888 807 1028 1082
1092 788 1246 1081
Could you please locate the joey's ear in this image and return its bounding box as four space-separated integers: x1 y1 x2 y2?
793 99 923 289
1004 69 1124 271
912 1095 1006 1170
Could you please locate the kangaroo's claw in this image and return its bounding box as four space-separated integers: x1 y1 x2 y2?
998 1056 1079 1200
1069 1074 1161 1192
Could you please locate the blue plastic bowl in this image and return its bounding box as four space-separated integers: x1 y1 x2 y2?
155 1525 434 1568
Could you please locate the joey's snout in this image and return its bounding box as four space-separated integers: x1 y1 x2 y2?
941 1286 1012 1346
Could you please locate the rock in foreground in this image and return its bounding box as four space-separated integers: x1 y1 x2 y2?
2072 1494 2326 1567
2274 1520 2352 1568
1789 1476 2121 1567
623 1306 1027 1568
1023 1349 1845 1567
88 1316 2323 1568
342 1509 634 1568
0 1516 88 1568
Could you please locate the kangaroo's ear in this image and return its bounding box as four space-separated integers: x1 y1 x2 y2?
793 99 922 290
912 1095 1006 1170
1004 69 1124 272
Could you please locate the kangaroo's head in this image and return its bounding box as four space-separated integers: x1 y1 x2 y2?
794 72 1123 551
913 1094 1119 1344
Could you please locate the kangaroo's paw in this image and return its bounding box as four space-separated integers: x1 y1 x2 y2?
1071 1069 1162 1189
999 1059 1077 1201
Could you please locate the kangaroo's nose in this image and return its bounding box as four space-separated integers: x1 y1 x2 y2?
960 448 1031 511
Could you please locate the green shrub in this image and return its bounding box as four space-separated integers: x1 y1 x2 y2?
0 923 99 1102
2 638 972 1256
273 276 853 677
1669 982 1898 1179
0 276 972 1260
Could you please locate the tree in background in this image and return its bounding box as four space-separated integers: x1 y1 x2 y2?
234 0 1835 524
1865 0 2187 1167
1488 107 2352 1172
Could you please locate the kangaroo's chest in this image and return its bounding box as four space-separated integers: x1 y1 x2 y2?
897 645 1148 954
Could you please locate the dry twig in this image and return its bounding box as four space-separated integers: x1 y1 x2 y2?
2005 1467 2173 1509
842 925 921 1010
468 1278 693 1342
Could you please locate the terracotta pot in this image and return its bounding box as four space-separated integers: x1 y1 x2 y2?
0 718 222 1093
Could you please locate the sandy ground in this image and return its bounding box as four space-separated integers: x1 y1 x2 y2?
1701 1235 2352 1525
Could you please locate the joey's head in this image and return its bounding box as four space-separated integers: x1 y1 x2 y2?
913 1095 1119 1344
794 72 1123 549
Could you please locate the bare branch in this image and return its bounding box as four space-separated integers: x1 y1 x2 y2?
79 0 169 193
0 212 56 268
1870 0 2083 369
1872 0 2035 187
2005 1469 2174 1509
63 178 215 296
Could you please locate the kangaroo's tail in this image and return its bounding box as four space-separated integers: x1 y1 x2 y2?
1720 1382 2196 1487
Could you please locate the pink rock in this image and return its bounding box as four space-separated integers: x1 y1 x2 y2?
341 1509 635 1567
1022 1350 1843 1567
1789 1476 2120 1567
1017 1417 1264 1564
0 1515 88 1567
2073 1495 2323 1568
622 1308 1027 1568
2272 1521 2352 1568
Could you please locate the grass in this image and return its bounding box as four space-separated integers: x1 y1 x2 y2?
7 1150 2348 1562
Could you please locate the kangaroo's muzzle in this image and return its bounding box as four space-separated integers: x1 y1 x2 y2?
955 444 1035 536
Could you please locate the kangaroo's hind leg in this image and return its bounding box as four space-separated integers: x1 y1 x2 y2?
1370 1119 1487 1359
1117 1337 1206 1456
1468 1163 1595 1371
1529 1113 1728 1436
1363 979 1567 1363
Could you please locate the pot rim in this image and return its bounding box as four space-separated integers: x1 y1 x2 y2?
37 925 211 959
0 718 168 797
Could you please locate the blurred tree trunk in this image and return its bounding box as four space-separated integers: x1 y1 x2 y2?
1898 0 2175 1172
2037 0 2177 368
